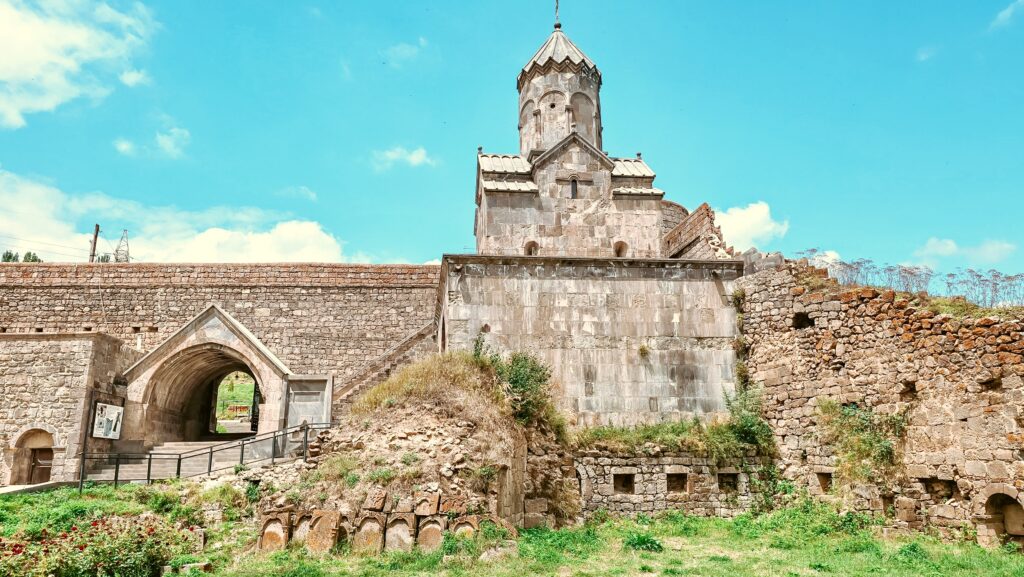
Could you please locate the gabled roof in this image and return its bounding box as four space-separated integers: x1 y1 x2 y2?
124 304 290 382
611 157 656 178
482 180 539 193
478 154 532 175
530 132 615 173
518 26 600 89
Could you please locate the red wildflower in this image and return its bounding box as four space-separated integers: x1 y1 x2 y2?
78 544 86 551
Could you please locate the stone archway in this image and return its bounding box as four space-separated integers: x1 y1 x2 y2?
10 428 55 485
980 492 1024 548
122 305 292 448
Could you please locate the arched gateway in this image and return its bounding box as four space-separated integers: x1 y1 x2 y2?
121 305 328 448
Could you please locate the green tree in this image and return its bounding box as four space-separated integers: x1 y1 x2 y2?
96 254 112 263
1 250 18 262
21 252 42 262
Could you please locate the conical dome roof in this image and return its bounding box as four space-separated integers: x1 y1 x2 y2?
517 25 600 90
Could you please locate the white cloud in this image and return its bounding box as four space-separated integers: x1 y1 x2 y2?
991 0 1024 29
276 185 318 202
155 126 190 158
916 46 938 62
914 237 1017 266
119 68 151 87
382 37 428 68
715 201 790 252
0 0 155 128
113 137 136 156
0 169 356 263
371 146 436 172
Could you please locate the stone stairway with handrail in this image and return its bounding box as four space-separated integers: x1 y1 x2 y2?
331 322 436 413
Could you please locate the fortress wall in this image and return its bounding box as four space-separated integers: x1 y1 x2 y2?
739 265 1024 535
0 334 139 483
441 255 743 428
0 264 439 380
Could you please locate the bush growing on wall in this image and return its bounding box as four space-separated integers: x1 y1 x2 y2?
817 399 906 490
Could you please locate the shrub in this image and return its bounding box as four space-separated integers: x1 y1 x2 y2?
367 468 395 485
308 453 359 483
818 400 906 488
494 351 553 425
400 452 420 466
623 531 664 552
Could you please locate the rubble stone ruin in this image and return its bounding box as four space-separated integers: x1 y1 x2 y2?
1 20 1022 552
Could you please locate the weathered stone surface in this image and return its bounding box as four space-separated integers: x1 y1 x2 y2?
258 514 290 552
304 510 342 554
363 488 388 512
414 491 440 516
291 513 312 542
384 513 417 552
352 513 386 555
415 516 447 552
449 515 479 538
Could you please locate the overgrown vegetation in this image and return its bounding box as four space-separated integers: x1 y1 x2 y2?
818 399 907 489
353 338 567 444
572 386 776 463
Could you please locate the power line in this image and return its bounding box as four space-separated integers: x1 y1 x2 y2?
0 233 91 253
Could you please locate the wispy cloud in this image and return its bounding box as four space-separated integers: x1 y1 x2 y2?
0 0 156 128
155 126 190 158
914 237 1017 266
340 58 353 81
715 201 790 252
381 37 428 68
276 185 318 202
119 68 151 87
371 146 436 172
915 46 939 62
991 0 1024 29
113 138 136 156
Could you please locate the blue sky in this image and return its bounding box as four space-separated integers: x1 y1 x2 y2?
0 0 1022 273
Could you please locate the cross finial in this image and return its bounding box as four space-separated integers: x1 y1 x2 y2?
554 0 561 29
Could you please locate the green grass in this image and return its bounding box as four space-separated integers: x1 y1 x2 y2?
5 486 1023 577
215 372 256 420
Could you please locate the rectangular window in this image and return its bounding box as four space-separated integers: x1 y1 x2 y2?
667 473 688 493
613 473 635 495
718 473 739 493
816 472 833 493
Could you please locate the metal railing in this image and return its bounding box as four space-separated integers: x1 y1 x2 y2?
77 422 330 492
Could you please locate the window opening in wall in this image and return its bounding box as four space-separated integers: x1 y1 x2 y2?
0 327 6 333
146 326 159 333
882 494 895 516
613 473 635 494
792 312 813 329
667 473 689 493
980 375 1003 390
131 326 142 333
920 478 960 500
33 327 43 333
614 241 628 258
816 472 833 493
570 179 578 199
718 473 739 493
524 241 539 256
899 380 917 402
83 326 93 332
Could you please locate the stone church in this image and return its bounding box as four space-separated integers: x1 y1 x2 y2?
1 22 1022 547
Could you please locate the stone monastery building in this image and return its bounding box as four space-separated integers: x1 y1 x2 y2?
1 23 1023 546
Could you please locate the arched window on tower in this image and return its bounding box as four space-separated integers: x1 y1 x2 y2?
525 241 539 256
614 241 629 258
570 179 578 199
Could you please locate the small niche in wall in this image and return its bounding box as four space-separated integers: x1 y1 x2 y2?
0 327 6 333
33 327 43 333
980 375 1003 391
920 478 960 500
899 380 917 402
131 326 142 333
882 495 895 516
792 312 814 329
613 474 635 495
146 326 158 333
718 473 739 493
667 473 689 493
816 472 833 493
83 326 93 332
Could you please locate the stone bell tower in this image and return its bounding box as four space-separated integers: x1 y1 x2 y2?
517 23 602 159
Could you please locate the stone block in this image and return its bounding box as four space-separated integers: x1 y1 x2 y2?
440 495 467 515
352 513 386 555
414 491 440 516
525 498 549 515
385 513 417 552
291 512 313 542
304 510 343 554
449 515 480 538
363 488 388 511
416 516 447 552
258 513 290 552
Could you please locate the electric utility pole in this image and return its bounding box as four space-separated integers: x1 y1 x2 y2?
88 224 100 263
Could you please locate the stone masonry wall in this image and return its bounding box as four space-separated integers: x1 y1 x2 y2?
0 264 439 381
0 334 140 484
575 451 759 517
441 255 742 427
738 264 1024 539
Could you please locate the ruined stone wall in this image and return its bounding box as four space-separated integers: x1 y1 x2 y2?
441 255 742 427
0 264 439 380
575 451 760 517
738 265 1024 540
0 334 140 484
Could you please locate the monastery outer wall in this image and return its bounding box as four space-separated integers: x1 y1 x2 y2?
0 264 440 382
440 255 742 428
738 264 1024 541
0 334 140 484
